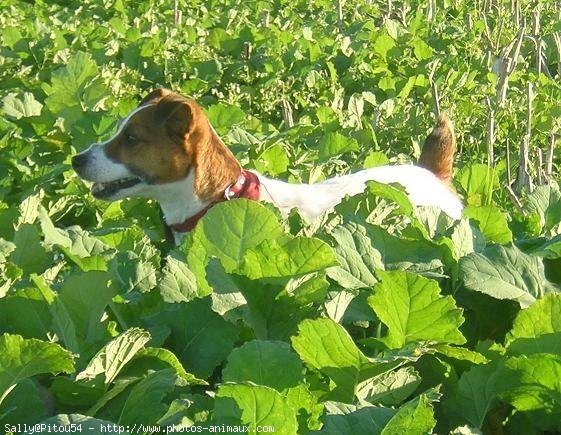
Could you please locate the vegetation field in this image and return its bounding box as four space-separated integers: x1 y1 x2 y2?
1 0 561 433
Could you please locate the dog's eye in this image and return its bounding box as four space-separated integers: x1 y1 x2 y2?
125 134 138 146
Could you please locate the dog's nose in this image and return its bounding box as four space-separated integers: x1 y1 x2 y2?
71 153 88 170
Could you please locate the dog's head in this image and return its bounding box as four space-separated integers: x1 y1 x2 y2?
72 89 220 201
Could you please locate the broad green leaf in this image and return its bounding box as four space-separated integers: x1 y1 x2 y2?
191 199 285 273
459 245 559 308
159 255 199 302
0 287 51 339
373 32 396 60
39 207 113 271
363 151 389 169
0 380 48 425
368 270 466 348
464 205 513 244
241 237 338 279
368 226 444 274
0 334 74 405
254 144 289 175
57 271 117 350
532 234 561 259
222 340 302 392
206 103 246 132
132 348 206 385
458 164 498 206
1 92 43 119
22 414 130 434
347 93 364 128
118 369 179 426
292 318 378 401
215 383 298 435
526 185 561 236
410 37 434 60
76 328 150 384
10 224 49 274
381 393 436 434
498 353 561 431
326 223 383 290
144 297 238 379
42 51 106 124
505 294 561 355
318 402 395 435
432 345 488 364
108 251 157 293
356 366 421 406
318 132 359 160
443 361 503 429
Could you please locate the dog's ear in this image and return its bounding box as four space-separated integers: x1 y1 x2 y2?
154 94 194 138
139 88 173 106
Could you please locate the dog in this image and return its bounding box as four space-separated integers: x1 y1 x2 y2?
72 88 462 244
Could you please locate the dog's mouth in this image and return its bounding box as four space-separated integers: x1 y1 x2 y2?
91 177 142 199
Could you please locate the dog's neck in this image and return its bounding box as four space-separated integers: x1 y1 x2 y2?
153 124 244 240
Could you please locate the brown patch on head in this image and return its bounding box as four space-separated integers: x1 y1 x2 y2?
104 90 241 200
418 113 457 184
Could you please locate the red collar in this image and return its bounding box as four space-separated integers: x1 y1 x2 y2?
166 170 261 236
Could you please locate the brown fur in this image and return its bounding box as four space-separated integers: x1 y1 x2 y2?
105 89 241 201
419 113 456 183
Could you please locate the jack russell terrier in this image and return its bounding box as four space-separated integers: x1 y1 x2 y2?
72 88 462 244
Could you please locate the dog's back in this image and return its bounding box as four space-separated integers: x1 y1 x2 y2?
257 113 463 220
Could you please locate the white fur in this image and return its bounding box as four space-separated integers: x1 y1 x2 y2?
256 165 463 220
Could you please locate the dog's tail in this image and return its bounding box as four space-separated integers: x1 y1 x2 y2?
418 113 456 183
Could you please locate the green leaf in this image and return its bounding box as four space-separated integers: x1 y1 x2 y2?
144 297 239 379
42 51 106 124
498 354 561 415
318 132 359 160
118 369 179 426
222 340 302 392
254 144 289 175
57 271 117 351
10 224 49 274
356 366 421 406
205 103 246 132
0 380 48 425
326 223 383 290
191 199 285 273
133 348 206 385
159 255 199 303
532 234 561 259
76 328 150 384
2 92 43 119
0 287 51 339
0 334 74 405
443 361 503 429
318 402 395 435
241 237 338 279
526 185 561 235
363 151 389 169
505 294 561 355
215 383 298 435
292 318 379 401
459 244 559 308
465 205 513 244
347 93 364 128
381 393 436 434
368 270 466 349
458 163 498 206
